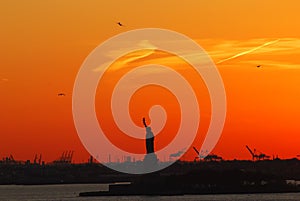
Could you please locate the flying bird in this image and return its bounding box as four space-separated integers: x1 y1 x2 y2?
58 93 66 96
257 65 261 68
117 22 123 27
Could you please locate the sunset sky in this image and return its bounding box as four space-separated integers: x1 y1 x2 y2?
1 0 300 163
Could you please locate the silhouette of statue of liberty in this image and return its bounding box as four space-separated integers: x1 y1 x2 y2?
142 117 158 171
143 118 154 154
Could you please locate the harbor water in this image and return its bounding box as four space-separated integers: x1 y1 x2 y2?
0 184 299 201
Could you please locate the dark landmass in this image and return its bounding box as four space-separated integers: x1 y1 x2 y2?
0 158 299 195
80 159 300 196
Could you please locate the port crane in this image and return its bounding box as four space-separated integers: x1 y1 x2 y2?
193 147 222 162
33 154 42 165
51 151 74 164
1 154 24 165
193 147 201 161
246 145 270 161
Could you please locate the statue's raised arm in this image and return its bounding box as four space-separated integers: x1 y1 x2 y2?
142 117 147 128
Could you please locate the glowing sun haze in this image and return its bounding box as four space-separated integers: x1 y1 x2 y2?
0 0 299 163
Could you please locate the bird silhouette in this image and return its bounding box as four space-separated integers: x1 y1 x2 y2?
117 22 123 27
58 93 66 96
257 65 261 68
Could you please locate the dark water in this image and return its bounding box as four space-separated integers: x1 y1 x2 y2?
0 184 299 201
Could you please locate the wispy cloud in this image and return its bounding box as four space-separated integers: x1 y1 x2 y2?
203 38 300 70
93 37 300 73
216 39 280 64
93 40 157 72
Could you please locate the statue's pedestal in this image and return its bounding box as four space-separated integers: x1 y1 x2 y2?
143 153 158 172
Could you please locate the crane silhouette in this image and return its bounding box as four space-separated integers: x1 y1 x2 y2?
246 145 270 161
193 147 222 162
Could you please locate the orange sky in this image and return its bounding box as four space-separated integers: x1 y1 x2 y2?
0 0 300 163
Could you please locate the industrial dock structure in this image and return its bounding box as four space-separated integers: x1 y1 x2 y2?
0 149 299 196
